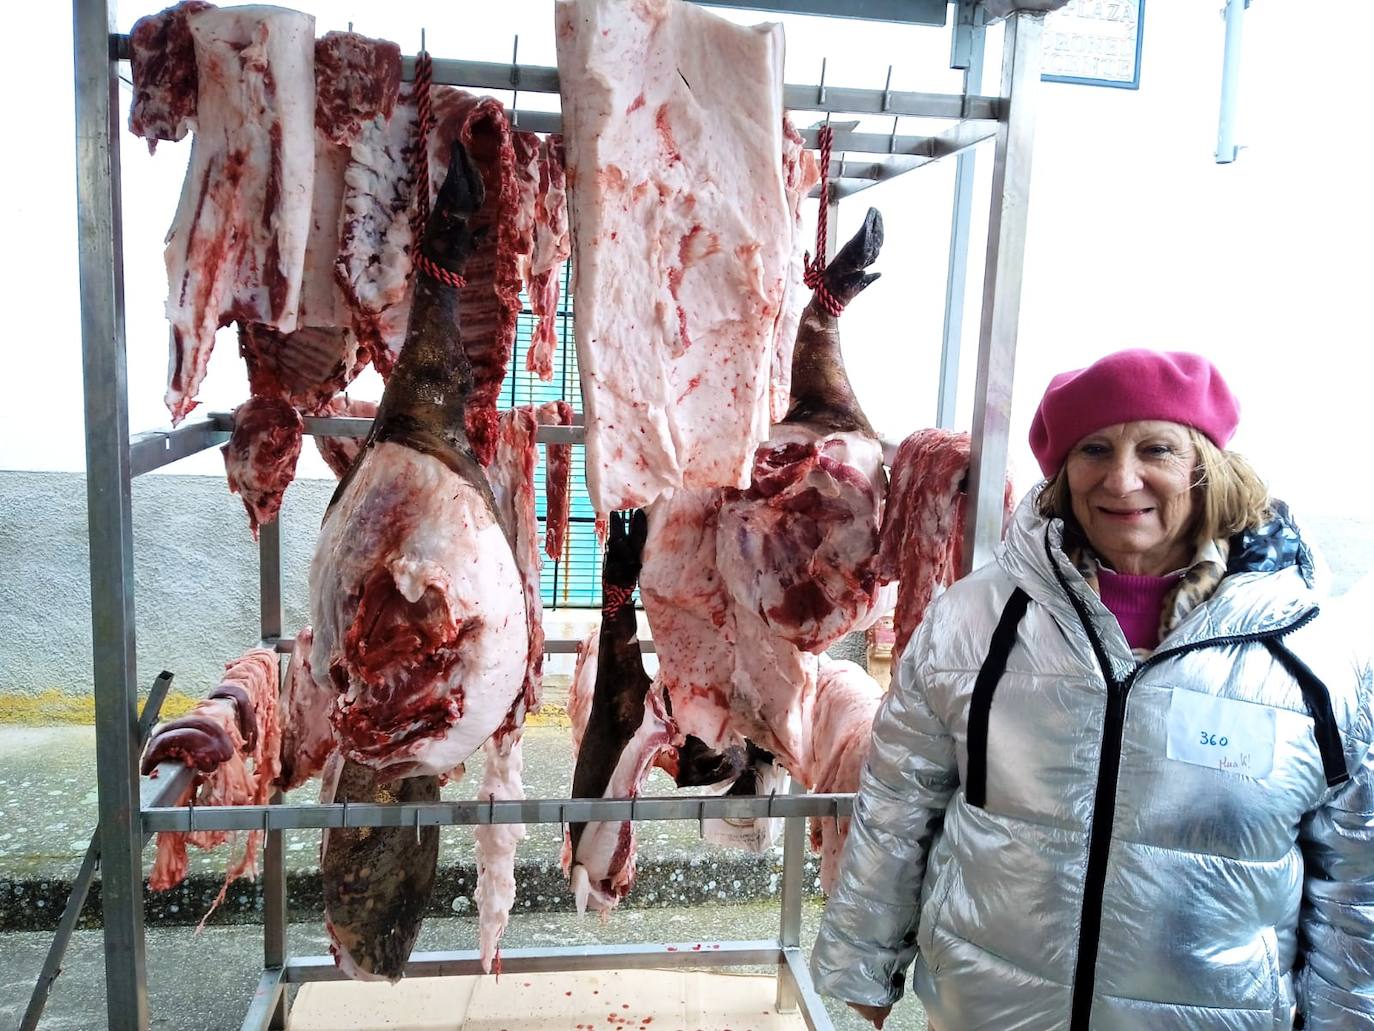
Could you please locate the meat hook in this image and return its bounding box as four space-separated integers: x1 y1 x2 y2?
187 800 195 832
817 57 828 106
263 806 271 835
629 796 637 823
833 796 842 837
888 116 900 155
767 789 776 819
341 798 349 828
488 793 496 824
697 800 706 839
881 64 894 113
347 21 353 32
510 35 521 127
420 27 426 54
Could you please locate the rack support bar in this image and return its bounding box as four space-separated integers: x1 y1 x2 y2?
964 10 1047 573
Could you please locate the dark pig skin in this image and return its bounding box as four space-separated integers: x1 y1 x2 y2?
783 208 883 435
320 140 490 982
568 509 651 861
322 760 439 981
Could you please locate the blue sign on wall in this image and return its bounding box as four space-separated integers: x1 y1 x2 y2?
1041 0 1145 90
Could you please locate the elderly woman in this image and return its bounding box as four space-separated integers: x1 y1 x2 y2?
811 349 1374 1030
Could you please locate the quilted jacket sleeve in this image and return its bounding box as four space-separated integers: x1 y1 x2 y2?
1298 731 1374 1029
809 614 959 1007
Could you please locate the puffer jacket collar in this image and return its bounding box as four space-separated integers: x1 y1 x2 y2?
997 487 1321 674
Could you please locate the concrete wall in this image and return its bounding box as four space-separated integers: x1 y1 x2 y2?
2 470 1370 713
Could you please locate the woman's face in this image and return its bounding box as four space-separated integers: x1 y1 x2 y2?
1065 420 1198 576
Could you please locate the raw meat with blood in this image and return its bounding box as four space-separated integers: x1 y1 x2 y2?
127 0 215 153
221 396 303 538
239 322 366 414
643 212 891 779
487 407 546 725
161 6 315 424
313 31 402 149
277 626 335 790
311 145 526 981
511 131 542 261
565 511 675 914
566 625 600 757
805 657 881 893
640 488 737 752
876 427 1015 659
769 118 821 423
310 143 526 783
335 86 419 380
536 399 576 562
716 426 885 653
526 136 570 381
143 649 280 921
556 0 790 512
314 396 377 478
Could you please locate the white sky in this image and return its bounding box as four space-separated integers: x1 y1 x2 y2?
3 1 1371 520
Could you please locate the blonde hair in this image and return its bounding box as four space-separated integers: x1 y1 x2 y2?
1037 427 1270 541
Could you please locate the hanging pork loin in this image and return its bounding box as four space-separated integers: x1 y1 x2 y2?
309 142 527 981
565 510 675 914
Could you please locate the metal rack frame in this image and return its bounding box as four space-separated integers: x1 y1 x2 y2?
67 1 1049 1028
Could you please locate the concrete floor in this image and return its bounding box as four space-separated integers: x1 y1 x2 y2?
0 905 928 1030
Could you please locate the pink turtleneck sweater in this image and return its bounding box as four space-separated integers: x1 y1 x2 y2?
1096 568 1183 652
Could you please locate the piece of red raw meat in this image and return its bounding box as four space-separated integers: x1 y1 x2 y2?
313 395 378 479
277 626 335 790
313 30 402 149
221 396 304 539
536 399 575 562
144 649 280 923
876 427 1015 659
127 0 215 153
526 136 570 381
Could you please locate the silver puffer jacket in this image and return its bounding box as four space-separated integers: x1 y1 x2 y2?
811 491 1374 1030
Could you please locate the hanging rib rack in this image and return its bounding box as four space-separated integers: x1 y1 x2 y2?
64 1 1052 1028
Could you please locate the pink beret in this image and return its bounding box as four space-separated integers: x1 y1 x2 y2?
1028 349 1240 477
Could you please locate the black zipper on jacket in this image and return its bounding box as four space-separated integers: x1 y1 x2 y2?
1044 533 1319 1031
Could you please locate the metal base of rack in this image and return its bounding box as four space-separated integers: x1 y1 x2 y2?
240 942 832 1031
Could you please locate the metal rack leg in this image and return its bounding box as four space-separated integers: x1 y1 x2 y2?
963 9 1047 573
74 0 150 1027
258 520 289 1028
775 777 806 1013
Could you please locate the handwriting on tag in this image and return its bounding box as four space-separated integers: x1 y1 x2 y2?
1166 689 1276 779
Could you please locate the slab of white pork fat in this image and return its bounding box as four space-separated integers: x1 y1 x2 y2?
161 6 315 424
555 0 790 512
805 657 882 894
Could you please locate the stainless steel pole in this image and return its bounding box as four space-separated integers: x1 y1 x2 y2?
962 10 1046 574
936 0 987 428
73 0 149 1025
1216 0 1246 163
257 521 289 1028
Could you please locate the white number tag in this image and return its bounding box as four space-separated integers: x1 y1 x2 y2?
1166 689 1276 779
